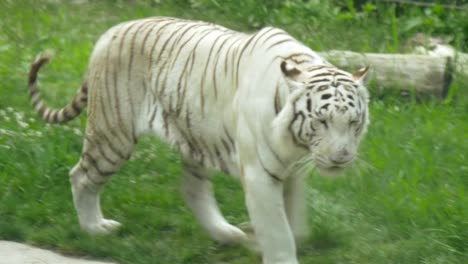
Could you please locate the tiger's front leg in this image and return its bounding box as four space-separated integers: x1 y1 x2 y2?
180 161 247 244
243 162 299 264
284 175 310 244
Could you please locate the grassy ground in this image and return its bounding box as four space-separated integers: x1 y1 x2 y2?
0 1 467 263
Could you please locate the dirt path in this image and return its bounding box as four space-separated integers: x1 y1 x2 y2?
0 241 116 264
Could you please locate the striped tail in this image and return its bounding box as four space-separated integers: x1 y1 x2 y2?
28 53 88 123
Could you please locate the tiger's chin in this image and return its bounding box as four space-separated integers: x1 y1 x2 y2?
315 164 348 177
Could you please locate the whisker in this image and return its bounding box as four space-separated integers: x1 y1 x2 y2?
284 154 314 176
354 155 376 172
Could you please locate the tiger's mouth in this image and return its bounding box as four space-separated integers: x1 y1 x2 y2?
314 161 349 176
317 165 345 176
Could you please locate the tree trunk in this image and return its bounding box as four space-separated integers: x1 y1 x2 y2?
319 50 453 98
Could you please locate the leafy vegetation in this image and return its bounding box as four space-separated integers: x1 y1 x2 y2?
0 1 467 263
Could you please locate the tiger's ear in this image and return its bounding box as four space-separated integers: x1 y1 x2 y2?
281 60 302 79
281 60 305 91
352 66 371 85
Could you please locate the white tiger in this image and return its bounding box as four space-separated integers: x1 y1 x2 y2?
28 17 370 264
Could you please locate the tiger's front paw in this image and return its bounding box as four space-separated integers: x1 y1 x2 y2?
210 223 248 244
238 221 261 253
81 219 121 235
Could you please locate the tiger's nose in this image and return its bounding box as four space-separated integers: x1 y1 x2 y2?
330 149 354 165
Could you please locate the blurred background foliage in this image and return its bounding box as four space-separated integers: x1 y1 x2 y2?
105 0 468 52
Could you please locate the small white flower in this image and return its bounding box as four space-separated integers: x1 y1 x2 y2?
0 110 6 116
14 112 24 121
0 128 15 136
17 120 29 128
73 128 82 136
6 107 14 112
4 116 10 122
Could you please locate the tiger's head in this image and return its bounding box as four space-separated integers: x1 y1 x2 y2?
275 60 370 175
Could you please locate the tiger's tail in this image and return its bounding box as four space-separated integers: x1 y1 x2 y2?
28 53 88 123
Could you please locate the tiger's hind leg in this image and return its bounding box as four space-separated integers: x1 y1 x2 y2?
70 130 135 235
181 161 247 244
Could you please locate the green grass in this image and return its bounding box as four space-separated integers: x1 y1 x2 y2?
1 1 467 263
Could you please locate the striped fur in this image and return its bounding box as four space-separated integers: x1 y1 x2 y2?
29 17 370 263
29 54 88 123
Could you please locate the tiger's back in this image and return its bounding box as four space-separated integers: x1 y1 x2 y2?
84 17 315 174
87 18 239 170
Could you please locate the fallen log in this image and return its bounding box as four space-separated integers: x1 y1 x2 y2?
319 50 453 98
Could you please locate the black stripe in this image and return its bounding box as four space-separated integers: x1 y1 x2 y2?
118 21 139 66
28 55 49 86
96 52 131 150
140 21 158 55
178 28 215 116
262 130 286 167
335 78 355 84
71 99 81 113
274 52 317 63
51 112 59 123
214 144 229 174
296 112 307 141
211 34 234 115
129 21 154 80
221 138 231 154
259 31 290 49
256 148 282 182
100 129 130 160
265 38 294 51
162 24 203 79
29 87 38 97
183 106 205 164
79 162 104 185
31 93 41 107
63 109 74 120
310 72 334 79
234 34 257 88
154 23 188 97
94 84 131 160
37 105 46 118
223 37 243 75
85 135 119 166
173 27 213 115
44 109 52 121
309 78 332 84
247 27 277 55
110 25 130 141
288 104 309 150
147 20 177 69
148 105 158 129
162 111 169 137
120 22 140 141
82 153 114 177
183 163 206 180
274 83 281 115
223 125 236 151
201 32 232 100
